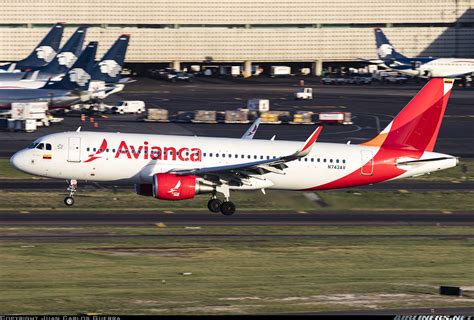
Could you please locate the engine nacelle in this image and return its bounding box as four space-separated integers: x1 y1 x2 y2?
145 173 213 201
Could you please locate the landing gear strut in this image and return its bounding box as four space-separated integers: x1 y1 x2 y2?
64 179 77 206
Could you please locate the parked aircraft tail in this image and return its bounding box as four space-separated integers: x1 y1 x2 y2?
43 41 97 91
374 28 407 62
29 26 87 81
362 78 454 152
14 22 65 71
90 34 130 83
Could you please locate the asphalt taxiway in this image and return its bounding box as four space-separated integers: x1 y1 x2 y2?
0 210 472 227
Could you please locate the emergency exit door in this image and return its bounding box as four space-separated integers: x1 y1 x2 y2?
68 137 81 162
360 150 374 176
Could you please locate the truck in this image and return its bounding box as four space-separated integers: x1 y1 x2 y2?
318 112 352 125
295 88 313 100
270 66 291 77
114 101 145 114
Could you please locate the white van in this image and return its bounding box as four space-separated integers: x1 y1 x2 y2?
115 101 145 114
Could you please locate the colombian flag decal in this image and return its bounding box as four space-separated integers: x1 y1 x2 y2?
43 154 52 160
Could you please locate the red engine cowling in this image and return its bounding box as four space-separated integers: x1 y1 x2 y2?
153 173 198 201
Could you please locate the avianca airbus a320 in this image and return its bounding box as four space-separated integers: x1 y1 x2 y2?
10 78 458 215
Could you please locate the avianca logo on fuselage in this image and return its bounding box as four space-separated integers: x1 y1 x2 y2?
84 139 202 163
116 140 202 162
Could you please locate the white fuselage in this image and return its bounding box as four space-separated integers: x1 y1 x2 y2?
394 58 474 78
11 131 457 191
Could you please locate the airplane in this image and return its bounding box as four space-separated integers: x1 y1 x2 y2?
369 28 474 78
0 26 87 86
0 22 65 72
10 78 458 215
0 34 130 109
0 41 97 109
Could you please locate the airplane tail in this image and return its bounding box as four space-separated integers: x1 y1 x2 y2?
31 26 87 81
362 78 454 152
374 28 407 62
90 34 130 83
15 22 65 70
43 41 97 91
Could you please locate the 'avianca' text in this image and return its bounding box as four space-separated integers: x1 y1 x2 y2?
115 141 202 161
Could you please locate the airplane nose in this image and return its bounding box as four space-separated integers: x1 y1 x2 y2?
10 150 27 173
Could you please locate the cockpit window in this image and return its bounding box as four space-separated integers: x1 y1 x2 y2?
28 142 39 149
36 143 45 150
45 143 52 151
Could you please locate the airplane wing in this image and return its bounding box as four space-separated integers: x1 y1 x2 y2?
241 118 261 140
170 127 323 182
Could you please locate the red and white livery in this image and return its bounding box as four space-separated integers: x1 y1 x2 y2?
10 78 458 215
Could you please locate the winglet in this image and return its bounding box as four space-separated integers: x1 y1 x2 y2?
241 117 261 139
295 126 323 157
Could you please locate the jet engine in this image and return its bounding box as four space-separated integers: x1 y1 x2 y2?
135 173 213 201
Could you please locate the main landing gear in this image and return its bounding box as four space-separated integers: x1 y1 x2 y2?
207 185 236 215
64 179 77 206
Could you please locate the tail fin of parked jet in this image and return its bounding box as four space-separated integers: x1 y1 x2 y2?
90 34 130 83
29 26 87 81
15 22 65 70
362 78 454 152
374 28 407 62
43 41 97 91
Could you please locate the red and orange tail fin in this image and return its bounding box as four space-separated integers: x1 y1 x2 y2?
362 78 454 152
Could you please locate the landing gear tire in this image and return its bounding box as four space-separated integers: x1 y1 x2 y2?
207 199 222 213
64 196 75 206
220 201 236 216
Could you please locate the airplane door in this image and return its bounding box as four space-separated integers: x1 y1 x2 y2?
67 137 81 162
360 150 374 176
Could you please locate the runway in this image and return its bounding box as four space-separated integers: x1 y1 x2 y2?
0 210 472 227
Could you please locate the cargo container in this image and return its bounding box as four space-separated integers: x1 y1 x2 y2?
247 99 270 113
192 110 217 123
146 108 169 122
318 112 352 125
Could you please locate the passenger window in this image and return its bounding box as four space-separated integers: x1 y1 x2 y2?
330 159 333 163
222 154 225 158
323 159 326 163
87 147 90 152
342 159 346 164
336 159 339 163
93 148 96 152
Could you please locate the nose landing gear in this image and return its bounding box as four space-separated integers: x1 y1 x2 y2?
64 179 77 206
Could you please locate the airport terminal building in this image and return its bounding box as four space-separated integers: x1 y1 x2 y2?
1 0 474 75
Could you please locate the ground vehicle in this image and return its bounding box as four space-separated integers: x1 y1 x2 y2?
114 101 145 114
295 88 313 100
270 66 291 77
321 75 348 85
348 76 372 85
384 76 409 84
154 68 194 82
318 112 352 125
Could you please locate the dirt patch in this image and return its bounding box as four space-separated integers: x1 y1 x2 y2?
84 246 211 257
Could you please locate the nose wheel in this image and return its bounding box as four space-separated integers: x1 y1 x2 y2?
64 179 77 207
